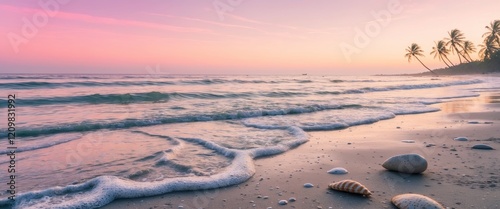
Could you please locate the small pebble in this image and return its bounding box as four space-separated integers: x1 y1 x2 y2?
454 137 468 141
289 197 296 202
472 144 494 150
278 200 288 205
304 183 314 188
327 167 348 174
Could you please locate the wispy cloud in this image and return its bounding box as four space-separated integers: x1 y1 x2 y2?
0 4 212 34
148 13 261 31
226 13 343 36
148 12 311 40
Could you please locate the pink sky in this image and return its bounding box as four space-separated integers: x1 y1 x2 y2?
0 0 498 75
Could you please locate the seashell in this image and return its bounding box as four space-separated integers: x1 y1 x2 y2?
382 153 427 174
401 140 415 143
453 137 468 141
327 167 348 174
391 193 445 209
328 180 371 196
472 144 494 150
304 183 314 188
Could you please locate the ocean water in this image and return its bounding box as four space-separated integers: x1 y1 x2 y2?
0 74 498 208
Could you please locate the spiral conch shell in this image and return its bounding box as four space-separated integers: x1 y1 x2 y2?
328 180 371 196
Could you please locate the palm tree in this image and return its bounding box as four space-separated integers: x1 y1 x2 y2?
479 36 499 60
431 40 452 68
445 29 470 63
462 41 476 61
405 43 437 76
480 20 500 61
483 20 500 46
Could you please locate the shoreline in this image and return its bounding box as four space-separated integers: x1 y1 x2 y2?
103 93 499 209
375 72 500 77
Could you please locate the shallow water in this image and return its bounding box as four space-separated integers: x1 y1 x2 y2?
0 74 499 208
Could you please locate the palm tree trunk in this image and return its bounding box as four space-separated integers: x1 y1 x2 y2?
414 55 438 76
454 46 463 64
444 55 455 66
462 52 471 63
465 53 473 62
458 46 471 63
440 55 451 68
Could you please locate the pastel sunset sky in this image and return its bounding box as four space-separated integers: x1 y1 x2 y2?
0 0 498 75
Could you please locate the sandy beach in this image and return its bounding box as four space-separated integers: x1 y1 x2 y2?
101 92 499 209
2 1 499 208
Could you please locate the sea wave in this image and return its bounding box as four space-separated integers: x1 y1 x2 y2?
0 133 83 155
12 104 360 137
0 127 309 209
0 78 302 89
0 80 176 89
0 79 483 107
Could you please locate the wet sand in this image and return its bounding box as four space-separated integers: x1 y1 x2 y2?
103 93 499 209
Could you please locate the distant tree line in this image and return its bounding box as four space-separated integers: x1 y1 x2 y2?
405 20 500 75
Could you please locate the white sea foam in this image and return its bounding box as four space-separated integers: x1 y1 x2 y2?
0 127 308 209
242 108 397 131
1 75 494 208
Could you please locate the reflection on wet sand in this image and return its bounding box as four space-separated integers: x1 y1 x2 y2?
440 93 500 113
487 94 500 103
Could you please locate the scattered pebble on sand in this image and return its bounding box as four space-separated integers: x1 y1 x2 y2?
278 200 288 205
382 153 428 174
304 183 314 188
327 167 348 174
454 137 469 141
472 144 494 150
